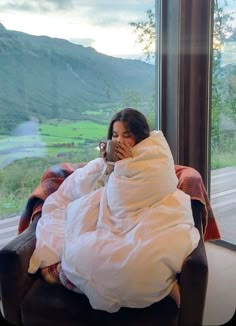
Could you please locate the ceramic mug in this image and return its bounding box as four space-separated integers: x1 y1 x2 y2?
99 140 120 162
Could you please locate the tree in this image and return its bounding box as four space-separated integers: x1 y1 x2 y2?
212 0 236 149
129 9 156 126
130 9 155 63
130 1 236 152
121 89 143 109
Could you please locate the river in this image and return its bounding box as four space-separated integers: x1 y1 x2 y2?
0 120 46 169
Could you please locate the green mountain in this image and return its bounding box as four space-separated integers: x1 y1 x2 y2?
0 24 155 134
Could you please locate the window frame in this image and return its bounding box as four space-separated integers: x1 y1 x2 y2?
156 0 214 192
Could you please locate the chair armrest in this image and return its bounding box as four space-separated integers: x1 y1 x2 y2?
0 214 40 325
178 200 208 326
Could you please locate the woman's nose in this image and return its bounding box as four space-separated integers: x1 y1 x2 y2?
117 136 124 143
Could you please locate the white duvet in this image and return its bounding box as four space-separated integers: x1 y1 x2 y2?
29 131 200 312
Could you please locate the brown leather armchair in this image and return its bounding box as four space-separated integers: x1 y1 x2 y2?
1 164 212 326
0 198 208 326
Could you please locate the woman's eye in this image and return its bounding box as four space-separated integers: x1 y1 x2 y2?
123 133 132 138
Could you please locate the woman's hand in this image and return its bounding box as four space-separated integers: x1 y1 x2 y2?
99 141 133 175
104 142 132 175
115 142 133 160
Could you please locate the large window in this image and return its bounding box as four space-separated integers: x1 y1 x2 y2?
0 1 155 220
157 0 235 248
2 0 234 249
210 0 236 246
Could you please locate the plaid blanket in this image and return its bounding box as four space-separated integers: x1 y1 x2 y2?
175 165 220 242
18 162 86 234
18 162 220 242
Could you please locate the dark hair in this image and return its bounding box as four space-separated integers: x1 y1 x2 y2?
107 108 150 144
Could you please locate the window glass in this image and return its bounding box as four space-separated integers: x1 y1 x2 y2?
211 0 236 245
0 1 155 220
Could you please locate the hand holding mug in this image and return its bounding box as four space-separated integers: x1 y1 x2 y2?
99 140 120 163
99 140 133 163
115 142 133 160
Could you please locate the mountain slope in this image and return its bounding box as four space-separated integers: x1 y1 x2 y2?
0 24 155 134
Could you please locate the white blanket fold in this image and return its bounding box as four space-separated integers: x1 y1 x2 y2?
29 130 200 313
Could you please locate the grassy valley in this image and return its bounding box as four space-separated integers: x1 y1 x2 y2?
0 25 155 135
0 119 108 218
0 25 236 219
0 25 155 218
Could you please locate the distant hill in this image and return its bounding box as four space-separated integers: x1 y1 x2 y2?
0 24 155 134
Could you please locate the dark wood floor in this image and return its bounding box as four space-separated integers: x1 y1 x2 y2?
0 166 235 248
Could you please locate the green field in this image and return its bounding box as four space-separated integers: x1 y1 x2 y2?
0 119 108 219
0 120 108 167
40 120 108 155
40 120 107 143
1 118 236 219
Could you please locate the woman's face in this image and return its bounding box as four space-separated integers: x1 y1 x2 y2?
112 121 136 147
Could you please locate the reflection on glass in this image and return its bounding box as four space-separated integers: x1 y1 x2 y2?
0 1 155 220
211 0 236 245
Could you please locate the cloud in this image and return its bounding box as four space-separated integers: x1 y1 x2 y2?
0 0 75 12
0 0 155 32
76 1 155 27
0 0 154 24
0 0 155 59
68 37 95 47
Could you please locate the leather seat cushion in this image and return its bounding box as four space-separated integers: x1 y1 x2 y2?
21 278 178 326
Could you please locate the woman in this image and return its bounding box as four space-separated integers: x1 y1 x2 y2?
100 108 150 172
28 108 200 312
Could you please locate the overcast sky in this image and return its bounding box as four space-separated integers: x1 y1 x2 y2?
0 0 155 59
